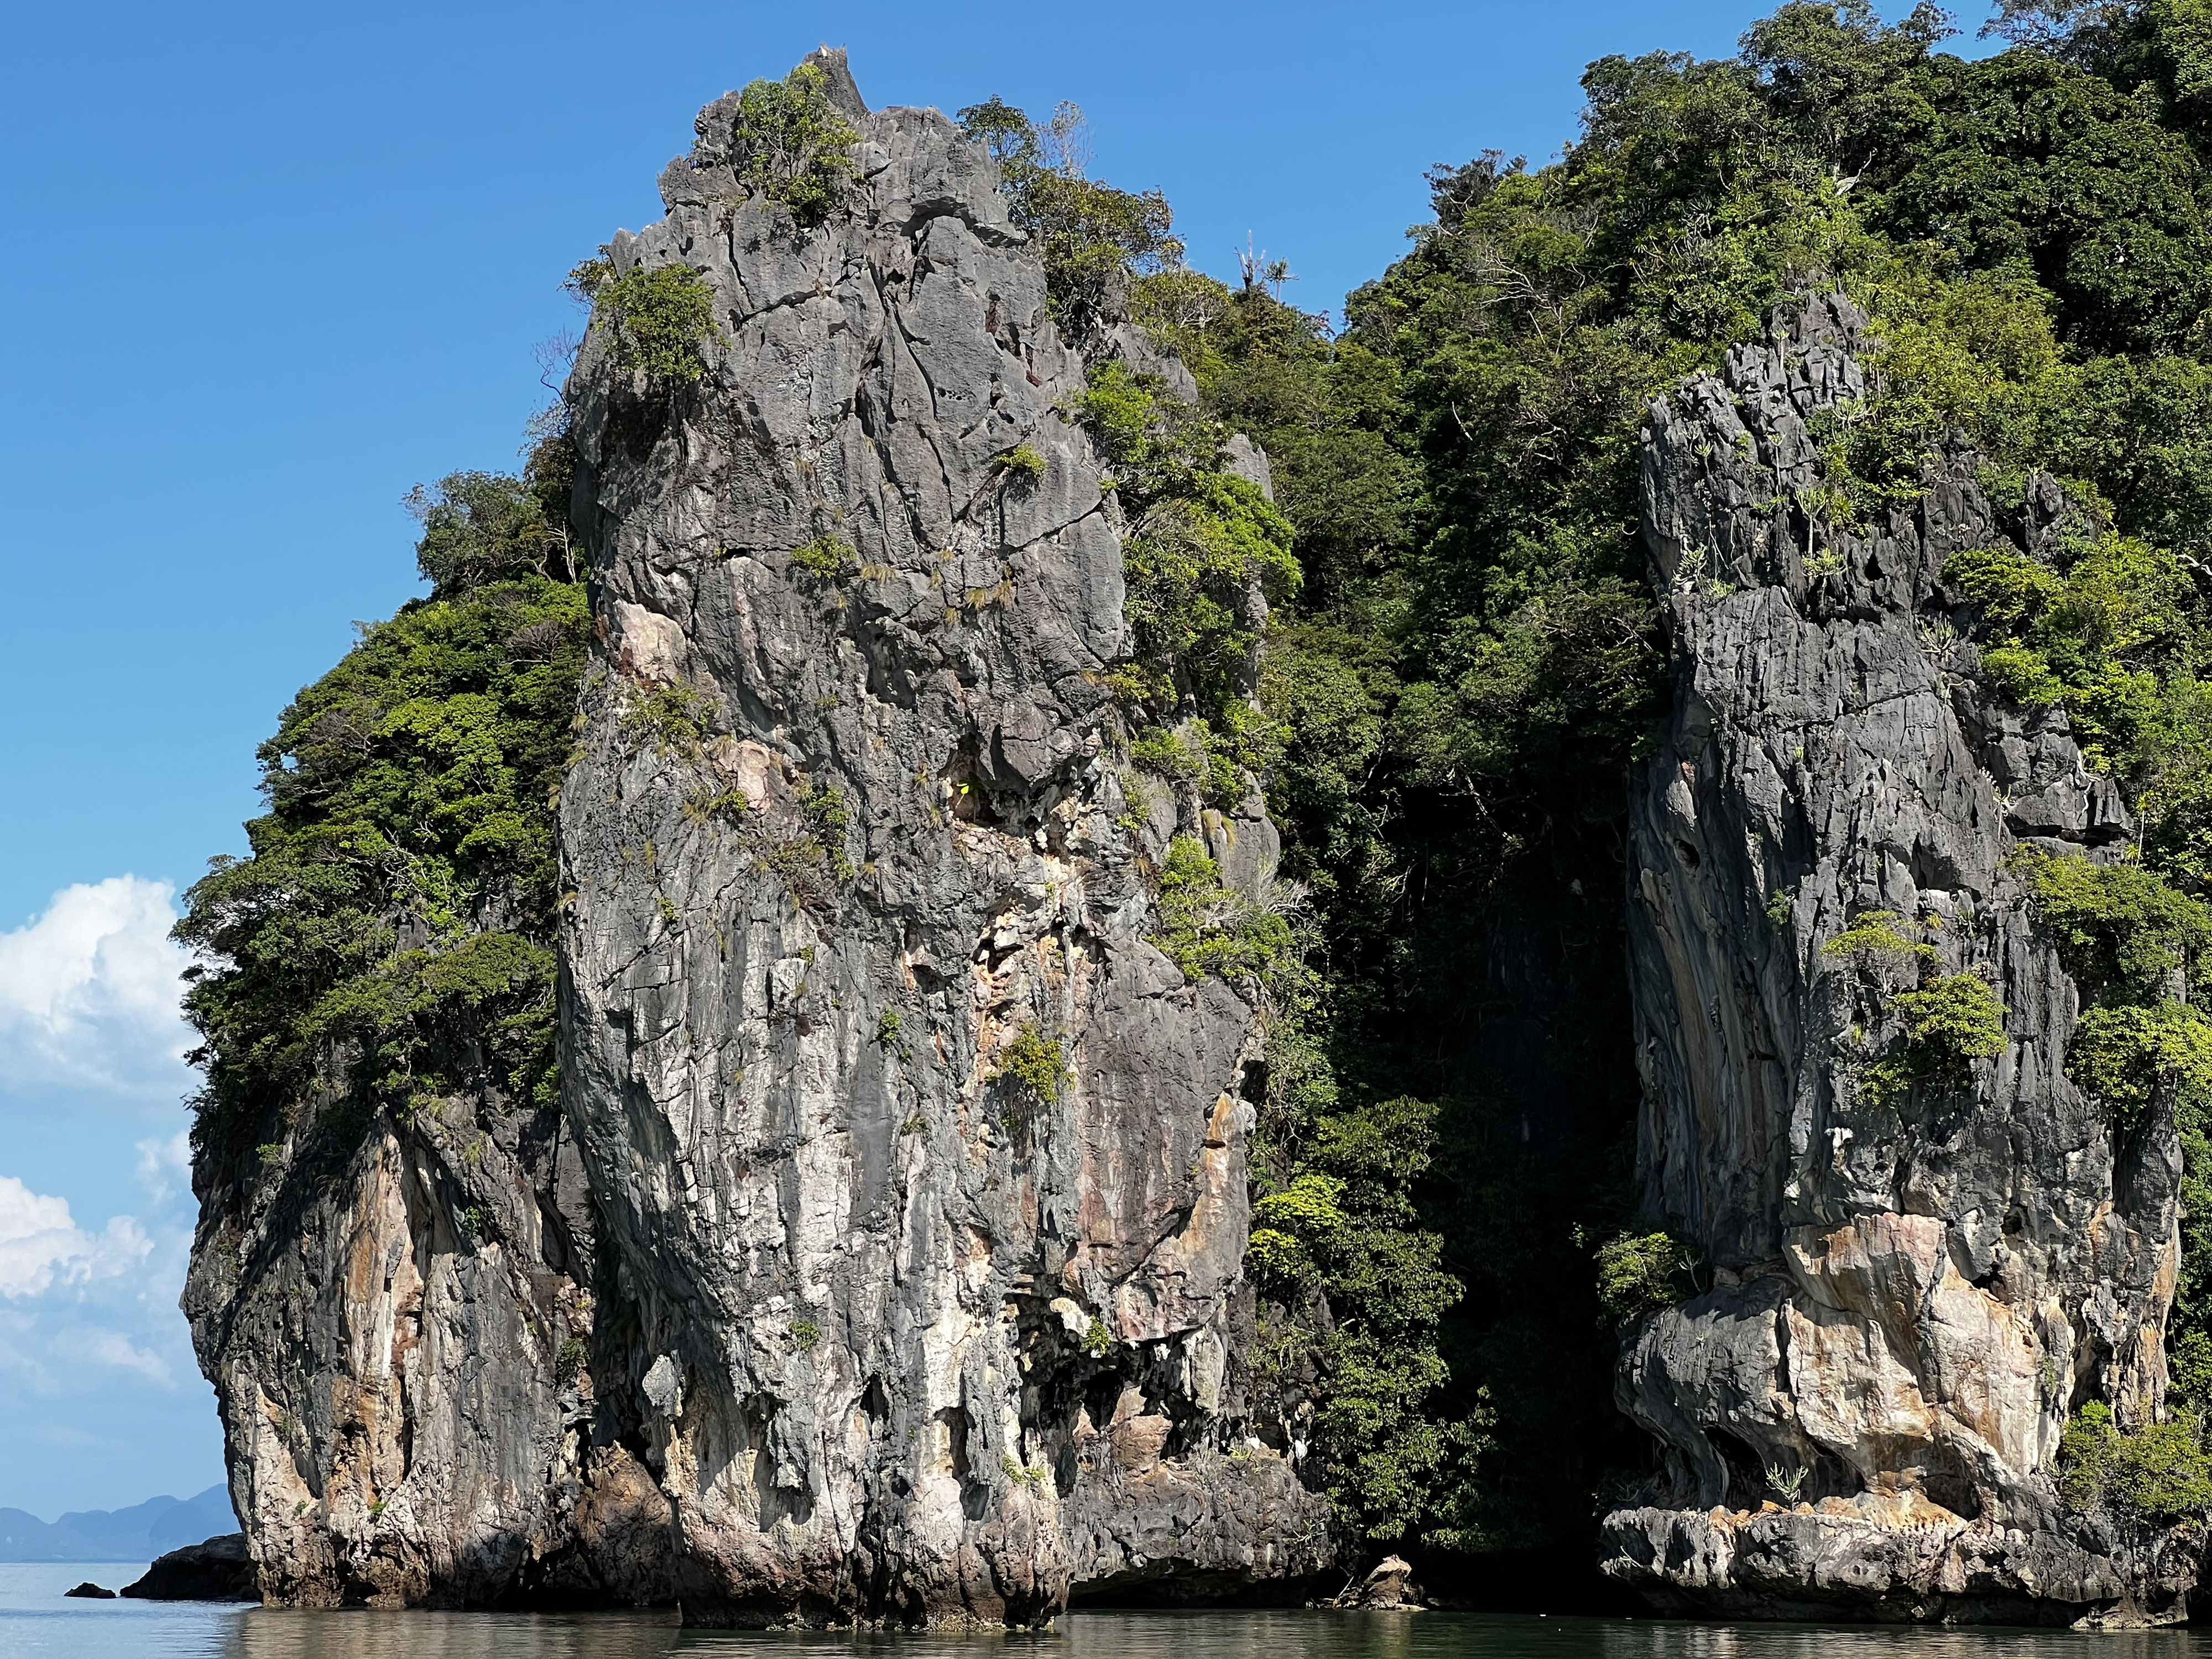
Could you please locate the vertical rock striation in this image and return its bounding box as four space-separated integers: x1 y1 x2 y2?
1599 293 2195 1625
555 51 1326 1625
181 51 1323 1621
180 1013 672 1606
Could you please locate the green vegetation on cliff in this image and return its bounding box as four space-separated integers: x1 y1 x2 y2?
988 0 2212 1552
190 3 2212 1569
722 61 860 226
177 447 586 1170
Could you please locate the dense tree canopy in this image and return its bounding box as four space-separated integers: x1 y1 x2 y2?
1106 0 2212 1549
178 444 585 1172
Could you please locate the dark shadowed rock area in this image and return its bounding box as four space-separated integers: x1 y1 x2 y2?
1599 294 2197 1627
121 1533 260 1602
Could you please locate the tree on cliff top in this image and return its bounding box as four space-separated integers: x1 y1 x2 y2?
958 96 1181 338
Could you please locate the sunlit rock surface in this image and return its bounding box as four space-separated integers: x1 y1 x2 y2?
1600 293 2193 1627
185 49 1326 1623
555 49 1326 1626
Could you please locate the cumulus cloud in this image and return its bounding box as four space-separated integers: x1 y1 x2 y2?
0 1176 152 1298
0 877 195 1097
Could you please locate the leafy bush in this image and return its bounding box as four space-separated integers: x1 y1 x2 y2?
717 61 860 227
788 534 852 581
1077 361 1300 741
1861 972 2008 1104
2070 1000 2212 1125
1941 537 2193 761
1306 1096 1468 1540
2059 1400 2212 1523
1979 642 2066 708
1890 973 2007 1067
992 1022 1070 1107
1821 909 1936 972
571 261 722 384
1246 1172 1348 1277
1151 836 1291 983
958 96 1181 338
405 471 575 592
1592 1229 1706 1324
1129 725 1203 787
2015 848 2211 1001
1947 545 2063 635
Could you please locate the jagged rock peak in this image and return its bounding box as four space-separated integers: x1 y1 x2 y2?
1600 293 2193 1627
556 54 1326 1627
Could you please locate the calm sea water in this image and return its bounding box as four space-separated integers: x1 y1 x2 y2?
9 1564 2212 1659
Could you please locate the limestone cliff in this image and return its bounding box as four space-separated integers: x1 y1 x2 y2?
554 49 1324 1626
1599 294 2198 1625
179 919 672 1608
181 50 1324 1623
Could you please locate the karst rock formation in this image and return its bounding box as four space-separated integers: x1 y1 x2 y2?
1598 293 2199 1626
185 50 1326 1624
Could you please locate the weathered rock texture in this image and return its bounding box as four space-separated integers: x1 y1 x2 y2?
1598 293 2195 1625
551 51 1324 1625
182 51 1320 1622
180 1011 674 1607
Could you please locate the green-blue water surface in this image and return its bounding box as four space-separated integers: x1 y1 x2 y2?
8 1563 2203 1659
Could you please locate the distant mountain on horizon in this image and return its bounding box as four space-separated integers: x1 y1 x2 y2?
0 1484 237 1561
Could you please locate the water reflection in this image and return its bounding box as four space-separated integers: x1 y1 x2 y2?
18 1601 2212 1659
228 1608 677 1659
1046 1613 2208 1659
215 1610 2212 1659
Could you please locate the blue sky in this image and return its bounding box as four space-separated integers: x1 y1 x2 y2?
0 0 1984 1519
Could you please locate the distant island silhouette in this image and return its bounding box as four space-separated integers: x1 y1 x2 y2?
0 1485 234 1561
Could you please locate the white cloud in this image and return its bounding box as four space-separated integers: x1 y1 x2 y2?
83 1329 172 1385
135 1129 194 1206
0 1176 152 1298
0 877 195 1096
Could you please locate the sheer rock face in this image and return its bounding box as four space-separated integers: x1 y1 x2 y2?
181 51 1319 1622
556 50 1325 1626
180 1076 672 1608
1599 294 2192 1627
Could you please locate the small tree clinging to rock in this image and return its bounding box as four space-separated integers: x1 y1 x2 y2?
717 60 861 227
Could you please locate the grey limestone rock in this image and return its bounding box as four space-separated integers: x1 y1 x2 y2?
554 49 1326 1626
182 50 1322 1623
180 1057 672 1608
1600 293 2193 1626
